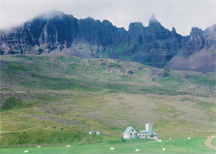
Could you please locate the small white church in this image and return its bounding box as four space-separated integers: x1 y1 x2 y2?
123 123 157 139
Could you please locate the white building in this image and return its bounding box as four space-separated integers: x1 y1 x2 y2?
89 130 101 135
145 123 152 131
123 126 138 139
123 123 157 139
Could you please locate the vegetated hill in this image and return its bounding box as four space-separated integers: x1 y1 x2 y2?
0 55 215 145
0 11 215 72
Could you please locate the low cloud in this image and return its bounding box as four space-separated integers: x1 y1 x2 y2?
0 0 215 35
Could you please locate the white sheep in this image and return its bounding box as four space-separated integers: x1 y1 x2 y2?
135 149 140 152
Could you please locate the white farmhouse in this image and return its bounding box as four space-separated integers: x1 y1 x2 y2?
123 123 157 139
123 126 138 139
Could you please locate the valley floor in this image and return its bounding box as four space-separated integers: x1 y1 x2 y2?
1 137 215 154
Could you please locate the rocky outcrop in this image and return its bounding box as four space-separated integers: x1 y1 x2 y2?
0 11 215 71
166 24 216 72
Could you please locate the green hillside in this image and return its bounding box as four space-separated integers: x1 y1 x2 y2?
0 55 215 148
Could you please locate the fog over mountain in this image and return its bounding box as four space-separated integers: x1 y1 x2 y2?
0 11 215 72
1 0 216 36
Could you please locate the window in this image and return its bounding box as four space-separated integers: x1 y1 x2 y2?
130 133 132 136
132 129 134 132
134 133 137 135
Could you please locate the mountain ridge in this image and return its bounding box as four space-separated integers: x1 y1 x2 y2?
0 11 215 72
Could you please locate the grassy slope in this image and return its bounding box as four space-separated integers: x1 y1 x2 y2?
0 55 215 152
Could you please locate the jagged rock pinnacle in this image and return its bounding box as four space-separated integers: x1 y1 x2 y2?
172 27 176 33
149 14 159 24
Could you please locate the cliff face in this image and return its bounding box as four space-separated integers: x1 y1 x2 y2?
0 11 215 71
125 16 183 67
166 24 216 72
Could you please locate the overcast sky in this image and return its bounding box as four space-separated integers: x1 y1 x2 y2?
0 0 215 35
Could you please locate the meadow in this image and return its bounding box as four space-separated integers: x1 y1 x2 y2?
1 137 215 154
0 55 215 153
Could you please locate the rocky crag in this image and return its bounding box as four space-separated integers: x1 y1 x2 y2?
0 11 215 71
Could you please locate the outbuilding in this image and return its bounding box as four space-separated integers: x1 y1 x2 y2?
89 130 101 135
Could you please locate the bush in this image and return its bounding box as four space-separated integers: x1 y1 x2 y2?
1 97 24 110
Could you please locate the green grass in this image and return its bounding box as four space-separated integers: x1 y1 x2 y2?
188 74 216 86
1 137 214 154
0 55 215 152
212 137 216 147
1 55 215 96
1 129 103 145
1 97 25 110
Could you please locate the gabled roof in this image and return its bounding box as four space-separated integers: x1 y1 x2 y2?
123 126 135 134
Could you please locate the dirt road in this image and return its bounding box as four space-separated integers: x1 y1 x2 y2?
205 136 216 151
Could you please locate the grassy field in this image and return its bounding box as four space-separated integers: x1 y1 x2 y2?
0 55 215 153
1 137 215 154
212 137 216 147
